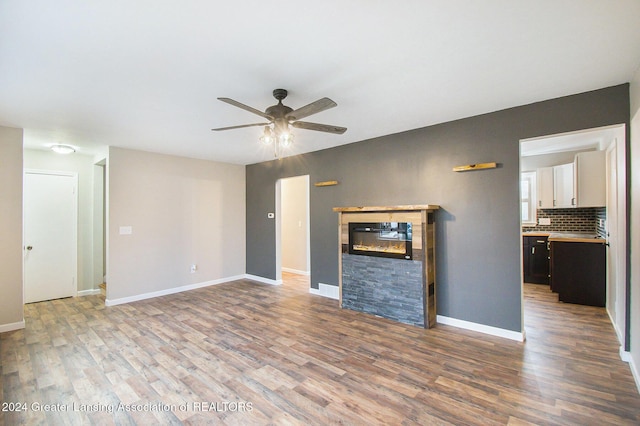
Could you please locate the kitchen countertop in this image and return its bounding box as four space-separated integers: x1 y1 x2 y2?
522 231 550 237
522 231 606 243
547 232 606 244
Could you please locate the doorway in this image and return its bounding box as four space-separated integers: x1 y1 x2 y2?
276 175 310 289
23 170 78 303
519 124 627 350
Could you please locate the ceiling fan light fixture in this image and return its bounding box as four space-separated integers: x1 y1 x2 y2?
51 144 76 154
259 124 293 158
214 88 346 159
278 130 293 148
259 126 273 145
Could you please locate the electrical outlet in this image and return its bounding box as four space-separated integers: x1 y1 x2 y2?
599 219 605 228
538 218 551 225
190 264 197 273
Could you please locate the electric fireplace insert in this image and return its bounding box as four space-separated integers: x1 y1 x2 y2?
348 222 412 260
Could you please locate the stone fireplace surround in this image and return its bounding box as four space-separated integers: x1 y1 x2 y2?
333 205 439 328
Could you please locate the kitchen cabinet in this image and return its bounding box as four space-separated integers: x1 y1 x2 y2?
536 151 605 209
536 163 575 208
523 235 549 284
550 239 605 307
536 167 554 209
574 150 606 207
554 163 575 208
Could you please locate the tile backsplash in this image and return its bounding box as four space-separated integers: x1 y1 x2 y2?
523 207 606 234
595 207 606 238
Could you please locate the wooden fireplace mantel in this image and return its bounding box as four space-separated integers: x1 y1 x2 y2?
333 204 440 212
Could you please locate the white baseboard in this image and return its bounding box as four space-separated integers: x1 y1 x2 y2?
436 315 525 342
105 275 246 307
607 308 625 346
620 346 631 362
244 274 282 285
309 282 339 300
629 354 640 394
282 267 310 276
0 320 25 333
77 289 101 297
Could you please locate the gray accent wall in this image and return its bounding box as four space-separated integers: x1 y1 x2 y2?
246 84 629 333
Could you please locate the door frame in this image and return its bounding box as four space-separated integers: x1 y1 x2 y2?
275 175 311 284
519 124 627 353
605 135 628 355
23 169 79 303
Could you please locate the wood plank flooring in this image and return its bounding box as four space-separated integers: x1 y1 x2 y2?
2 275 639 425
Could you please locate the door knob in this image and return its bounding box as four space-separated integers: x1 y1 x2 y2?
26 246 33 251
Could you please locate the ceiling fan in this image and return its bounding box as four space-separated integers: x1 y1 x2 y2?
212 89 347 157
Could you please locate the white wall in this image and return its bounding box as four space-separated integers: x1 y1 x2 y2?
23 149 103 292
0 126 24 332
629 68 640 388
280 175 309 275
107 147 245 303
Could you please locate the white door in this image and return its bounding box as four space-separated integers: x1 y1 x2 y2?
606 141 622 340
24 170 78 303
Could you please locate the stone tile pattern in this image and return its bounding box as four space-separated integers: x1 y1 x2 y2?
341 253 424 327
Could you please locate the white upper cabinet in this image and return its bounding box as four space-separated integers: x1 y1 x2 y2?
554 162 575 208
535 150 605 209
574 150 606 207
536 167 554 209
536 164 574 208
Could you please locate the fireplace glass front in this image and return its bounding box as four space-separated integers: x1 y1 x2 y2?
348 222 412 260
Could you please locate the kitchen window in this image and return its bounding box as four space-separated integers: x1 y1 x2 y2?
521 171 536 226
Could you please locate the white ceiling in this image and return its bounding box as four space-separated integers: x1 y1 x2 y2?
2 1 640 165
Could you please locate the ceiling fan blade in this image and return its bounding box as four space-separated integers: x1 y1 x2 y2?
218 97 273 120
291 121 347 134
285 97 337 121
212 122 270 131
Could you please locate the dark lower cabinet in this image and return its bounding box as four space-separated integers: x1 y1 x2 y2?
523 236 549 284
550 241 605 307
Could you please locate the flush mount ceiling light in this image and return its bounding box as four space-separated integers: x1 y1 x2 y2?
212 89 347 158
51 144 76 154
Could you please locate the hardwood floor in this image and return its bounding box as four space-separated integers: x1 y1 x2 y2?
2 276 639 425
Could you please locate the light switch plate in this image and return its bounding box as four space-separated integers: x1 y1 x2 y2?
538 218 551 225
119 226 133 235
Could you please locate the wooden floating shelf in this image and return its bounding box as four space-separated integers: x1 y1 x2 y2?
452 162 497 172
333 205 440 212
314 180 338 187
